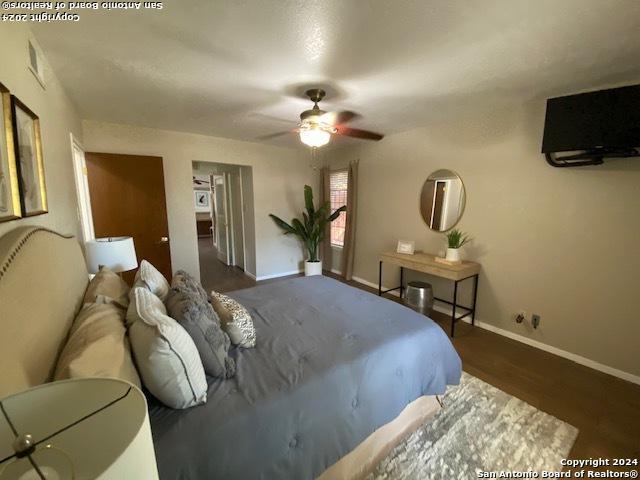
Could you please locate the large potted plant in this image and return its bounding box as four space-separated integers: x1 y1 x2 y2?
269 185 346 276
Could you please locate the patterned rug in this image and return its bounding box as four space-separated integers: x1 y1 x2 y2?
368 372 578 480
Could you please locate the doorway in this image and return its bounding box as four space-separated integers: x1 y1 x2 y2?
192 161 256 292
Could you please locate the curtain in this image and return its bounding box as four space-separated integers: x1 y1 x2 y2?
320 166 332 268
341 160 358 281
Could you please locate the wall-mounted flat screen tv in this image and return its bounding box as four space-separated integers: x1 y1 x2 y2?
542 84 640 153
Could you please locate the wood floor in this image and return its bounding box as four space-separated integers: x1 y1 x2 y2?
197 238 255 292
199 259 640 469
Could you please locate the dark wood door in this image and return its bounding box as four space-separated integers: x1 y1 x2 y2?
85 152 172 284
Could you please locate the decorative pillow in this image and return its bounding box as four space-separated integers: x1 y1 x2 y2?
133 260 170 301
54 302 141 387
171 270 208 302
84 266 130 308
210 292 256 348
165 286 235 379
126 287 207 409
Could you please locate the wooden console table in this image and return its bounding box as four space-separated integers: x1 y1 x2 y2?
378 251 481 337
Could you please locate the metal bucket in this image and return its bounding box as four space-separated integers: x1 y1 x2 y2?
404 281 434 316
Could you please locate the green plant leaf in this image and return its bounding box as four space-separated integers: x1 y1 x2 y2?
328 205 346 222
269 214 296 234
445 229 471 248
291 218 309 240
304 185 315 218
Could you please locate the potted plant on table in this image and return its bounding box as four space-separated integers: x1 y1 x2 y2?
445 229 471 262
269 185 346 276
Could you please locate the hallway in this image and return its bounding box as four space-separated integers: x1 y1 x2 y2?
198 238 255 293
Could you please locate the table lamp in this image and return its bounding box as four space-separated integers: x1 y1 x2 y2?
85 237 138 275
0 378 158 479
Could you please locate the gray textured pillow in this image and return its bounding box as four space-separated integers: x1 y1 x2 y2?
165 285 235 379
171 270 208 302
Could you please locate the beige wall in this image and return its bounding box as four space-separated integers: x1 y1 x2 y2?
82 120 315 280
329 98 640 378
0 24 82 239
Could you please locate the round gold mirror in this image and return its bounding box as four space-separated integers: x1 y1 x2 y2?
420 169 466 232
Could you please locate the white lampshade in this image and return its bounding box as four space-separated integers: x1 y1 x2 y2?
0 378 159 479
85 237 138 274
299 126 331 147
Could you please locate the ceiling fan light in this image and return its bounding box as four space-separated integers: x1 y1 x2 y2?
299 127 331 147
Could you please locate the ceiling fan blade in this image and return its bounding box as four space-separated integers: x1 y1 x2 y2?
320 110 359 125
335 126 384 141
255 130 296 140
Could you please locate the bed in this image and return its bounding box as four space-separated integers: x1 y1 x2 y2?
0 226 461 479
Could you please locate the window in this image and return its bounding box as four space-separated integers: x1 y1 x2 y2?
329 170 348 247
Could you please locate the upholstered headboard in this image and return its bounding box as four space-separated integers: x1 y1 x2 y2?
0 227 88 398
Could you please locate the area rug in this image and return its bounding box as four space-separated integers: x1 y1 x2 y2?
368 372 578 480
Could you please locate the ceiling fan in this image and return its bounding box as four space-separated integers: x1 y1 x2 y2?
259 89 384 147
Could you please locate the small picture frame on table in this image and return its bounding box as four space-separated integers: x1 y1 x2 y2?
396 240 415 255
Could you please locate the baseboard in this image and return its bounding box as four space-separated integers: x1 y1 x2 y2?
256 269 303 281
352 275 401 297
245 271 256 280
351 275 640 386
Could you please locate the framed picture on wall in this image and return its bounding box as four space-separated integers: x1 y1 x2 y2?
0 83 22 223
11 95 48 216
195 191 210 212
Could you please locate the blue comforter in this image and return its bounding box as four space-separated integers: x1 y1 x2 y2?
149 276 461 479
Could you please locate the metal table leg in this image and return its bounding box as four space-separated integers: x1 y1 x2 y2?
378 261 382 296
399 267 404 298
471 274 479 325
450 279 459 337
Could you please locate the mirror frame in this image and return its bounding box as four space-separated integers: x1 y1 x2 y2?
419 169 466 232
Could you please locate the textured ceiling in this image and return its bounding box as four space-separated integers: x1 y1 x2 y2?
32 0 640 149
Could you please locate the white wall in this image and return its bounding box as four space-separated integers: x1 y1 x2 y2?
0 25 82 239
328 97 640 379
82 120 315 280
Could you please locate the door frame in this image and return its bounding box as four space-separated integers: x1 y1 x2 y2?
212 174 232 265
69 133 95 243
238 168 247 271
226 172 237 267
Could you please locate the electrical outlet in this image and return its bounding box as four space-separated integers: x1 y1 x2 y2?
532 314 541 329
515 311 527 324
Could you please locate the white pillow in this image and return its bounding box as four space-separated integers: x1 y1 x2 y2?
126 287 207 409
133 260 170 301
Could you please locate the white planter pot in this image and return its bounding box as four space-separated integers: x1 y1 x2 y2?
304 260 323 276
446 248 461 262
